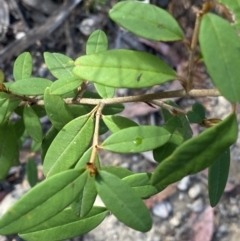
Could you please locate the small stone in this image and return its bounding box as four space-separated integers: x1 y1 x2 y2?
152 201 172 219
188 184 201 199
177 176 190 191
216 224 228 238
169 215 181 227
0 236 7 241
229 205 239 216
15 32 26 39
188 198 204 213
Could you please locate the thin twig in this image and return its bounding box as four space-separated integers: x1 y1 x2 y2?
72 81 89 102
35 88 221 106
150 100 187 115
61 89 220 106
89 102 105 164
187 12 202 92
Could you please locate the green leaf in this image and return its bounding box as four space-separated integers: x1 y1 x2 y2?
86 29 108 55
23 105 43 143
71 173 97 217
44 52 76 79
217 0 240 30
0 121 18 181
102 125 171 153
95 170 152 232
73 49 176 88
153 133 184 163
41 126 59 160
0 169 87 235
43 114 94 177
68 104 93 118
0 93 21 117
208 149 230 207
95 84 115 98
49 77 82 95
13 52 32 81
13 118 25 140
0 98 9 124
19 207 108 241
102 103 124 115
151 113 238 191
101 166 133 179
199 13 240 102
44 88 75 130
31 140 42 152
74 147 100 170
187 102 205 124
99 119 109 135
162 100 193 140
86 30 115 98
9 78 52 96
109 1 183 41
103 115 138 132
26 159 38 187
15 105 46 118
123 173 158 199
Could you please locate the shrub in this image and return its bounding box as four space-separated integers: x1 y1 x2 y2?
0 1 239 240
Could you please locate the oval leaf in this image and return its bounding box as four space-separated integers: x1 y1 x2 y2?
95 170 152 232
41 126 59 160
43 115 94 177
200 13 240 102
103 115 138 133
74 147 100 170
153 133 184 163
123 173 158 199
0 169 87 235
102 125 171 153
73 49 176 88
109 1 184 41
71 173 97 218
0 98 9 124
0 121 18 181
26 159 38 187
9 78 52 95
151 113 238 191
101 166 133 179
86 29 108 55
19 207 108 241
23 105 43 143
94 84 115 98
44 88 74 130
44 52 76 79
208 149 230 207
86 30 115 98
50 77 82 95
13 52 32 81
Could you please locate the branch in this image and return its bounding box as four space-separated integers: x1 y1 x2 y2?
89 102 105 164
187 12 202 92
63 89 221 106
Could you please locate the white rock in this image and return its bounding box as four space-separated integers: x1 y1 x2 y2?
187 198 204 213
188 184 201 199
152 201 172 219
169 215 181 227
0 236 7 241
177 176 190 191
